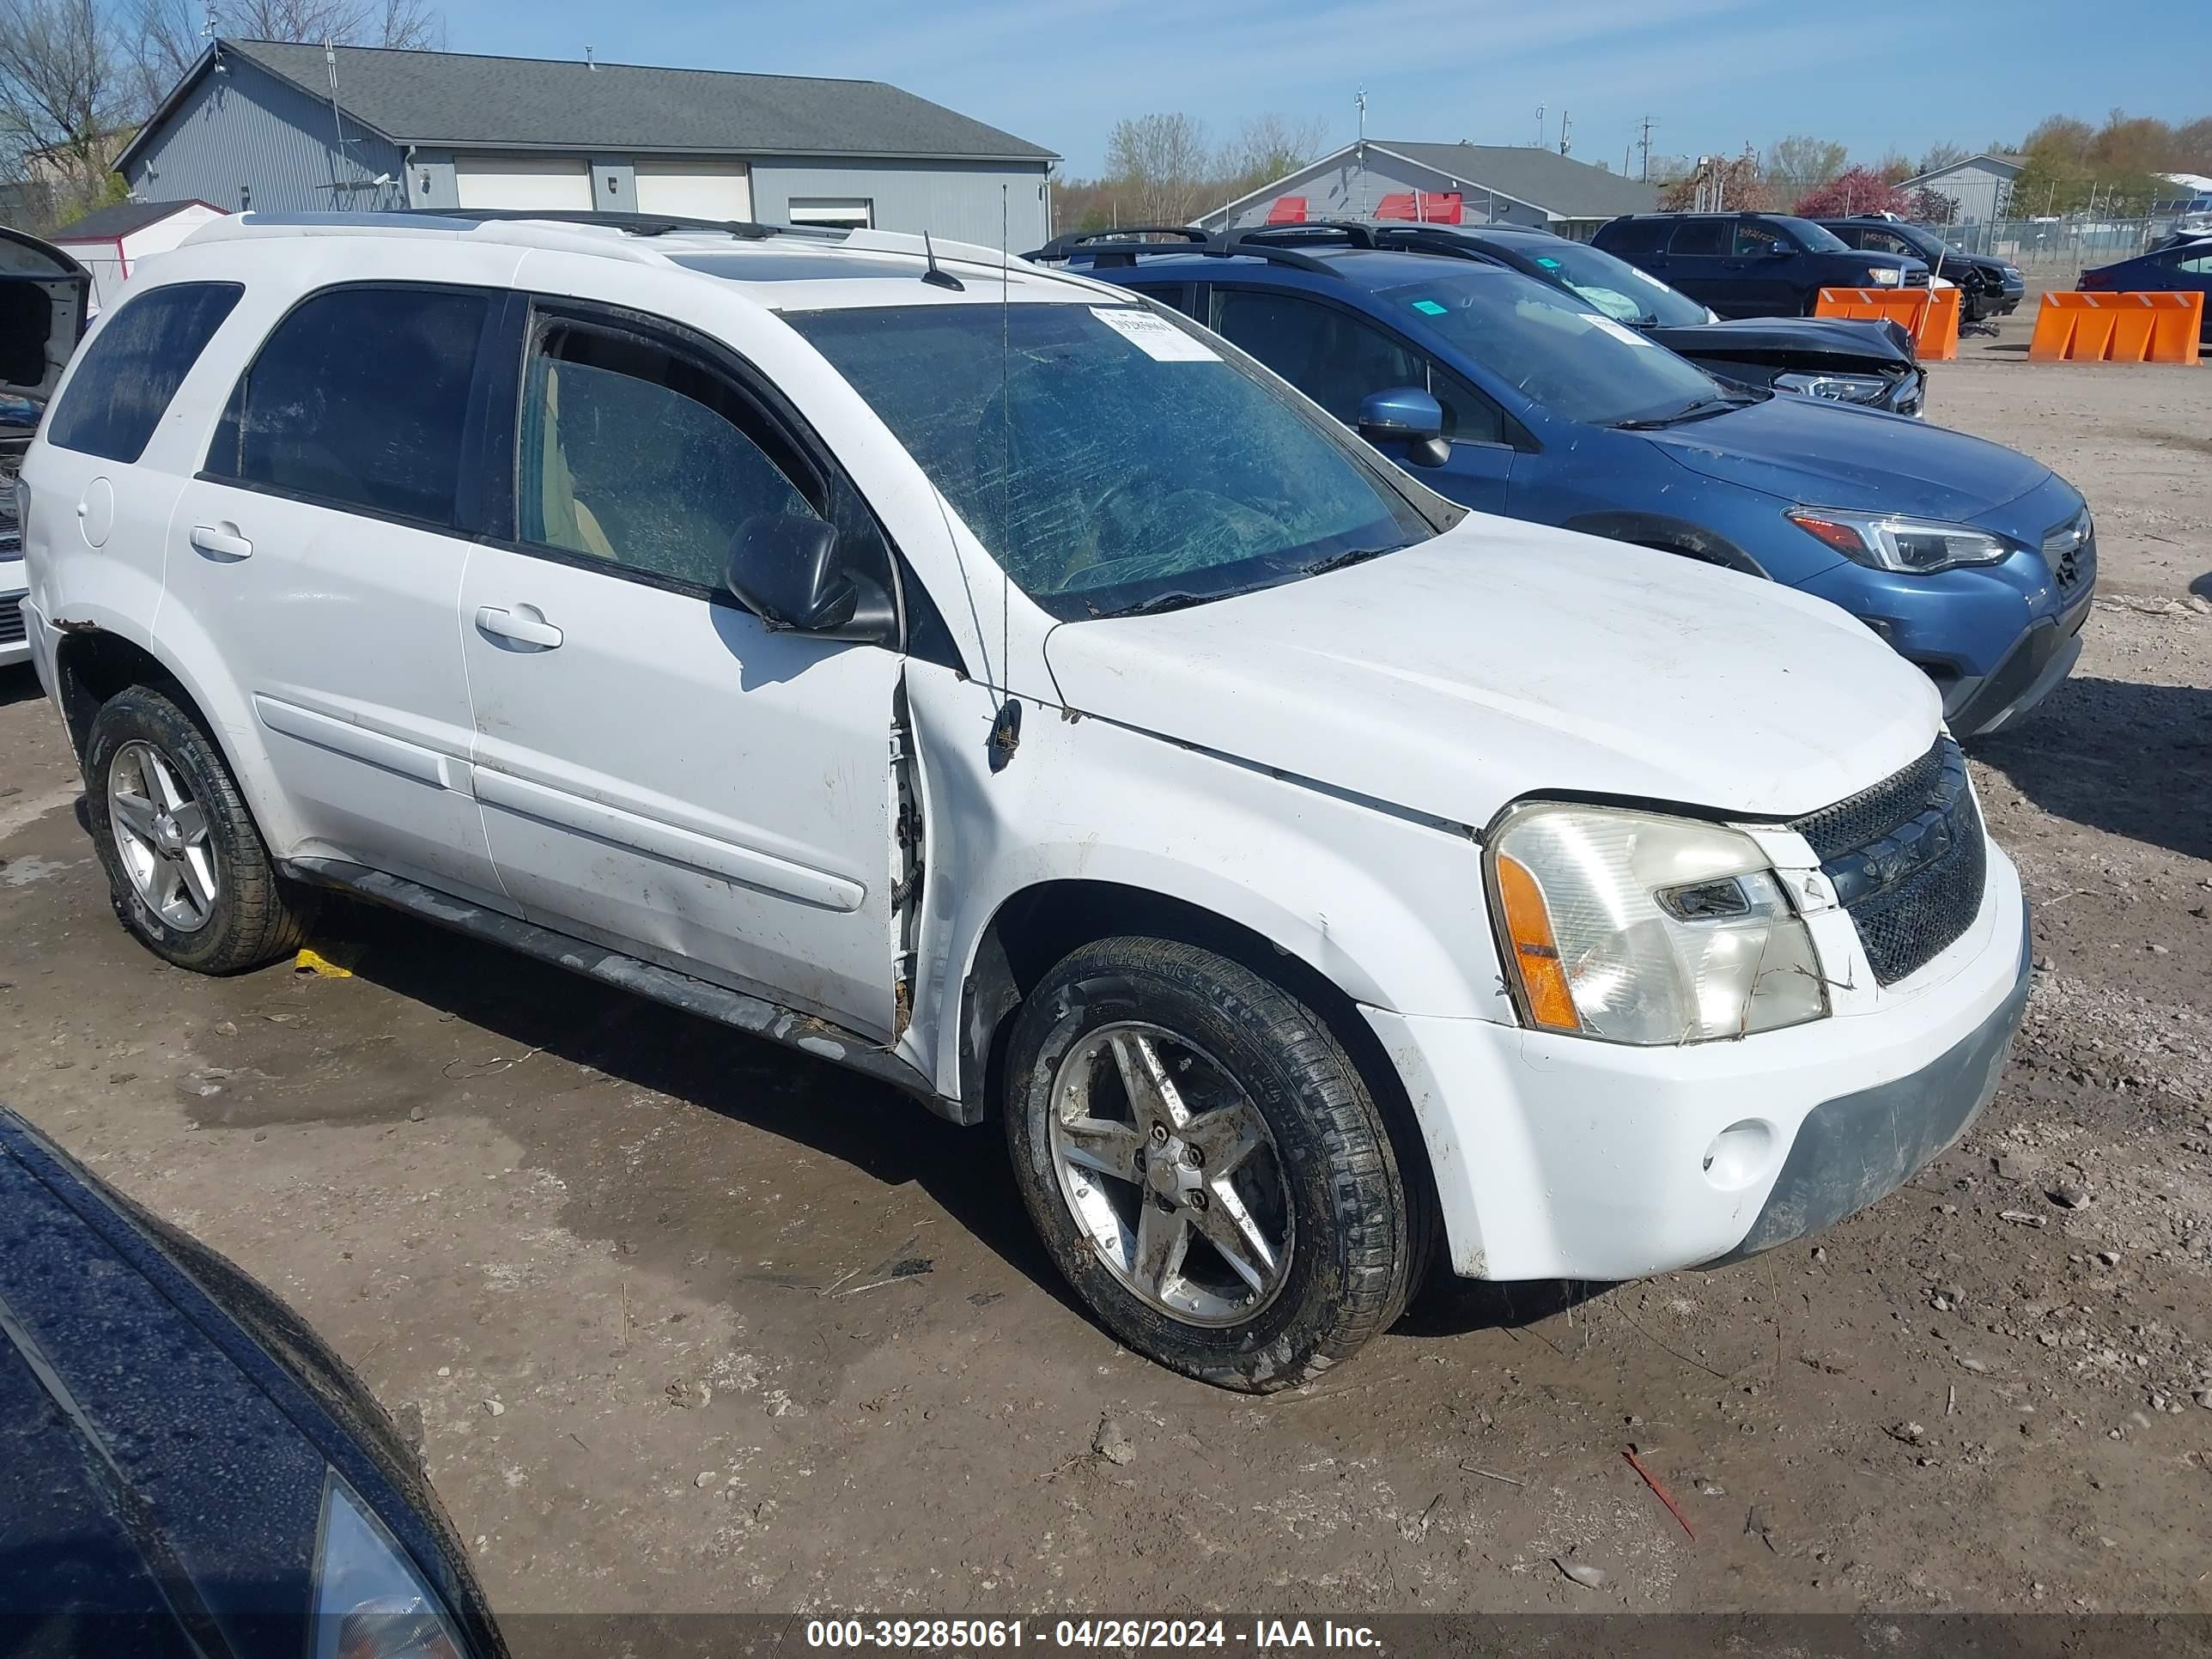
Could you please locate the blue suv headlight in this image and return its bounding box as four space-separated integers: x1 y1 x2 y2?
1786 508 2012 574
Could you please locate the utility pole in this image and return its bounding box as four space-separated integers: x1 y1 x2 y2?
1534 104 1545 149
1637 114 1656 183
1559 110 1571 157
1355 87 1369 217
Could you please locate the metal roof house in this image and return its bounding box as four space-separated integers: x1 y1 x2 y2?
115 40 1059 247
1894 153 2024 224
1196 139 1658 241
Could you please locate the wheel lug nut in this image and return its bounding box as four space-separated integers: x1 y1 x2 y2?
1189 1188 1208 1211
1188 1146 1204 1166
1151 1122 1168 1144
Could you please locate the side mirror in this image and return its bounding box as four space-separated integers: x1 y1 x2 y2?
1768 242 1795 257
724 514 895 642
1358 386 1449 468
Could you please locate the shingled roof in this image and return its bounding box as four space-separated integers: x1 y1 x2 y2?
125 39 1055 168
1366 142 1658 221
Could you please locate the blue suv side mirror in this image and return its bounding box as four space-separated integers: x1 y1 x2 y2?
1358 386 1449 468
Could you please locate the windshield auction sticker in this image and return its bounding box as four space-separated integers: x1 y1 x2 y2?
1091 307 1220 362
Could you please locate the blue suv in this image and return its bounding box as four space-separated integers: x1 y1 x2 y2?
1052 225 2092 736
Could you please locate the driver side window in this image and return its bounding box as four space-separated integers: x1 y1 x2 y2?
518 319 821 592
1209 289 1425 425
1733 221 1792 257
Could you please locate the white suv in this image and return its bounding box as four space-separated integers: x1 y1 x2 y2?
17 211 2030 1390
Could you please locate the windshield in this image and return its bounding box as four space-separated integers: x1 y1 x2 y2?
1510 239 1709 326
1376 273 1726 426
789 302 1439 620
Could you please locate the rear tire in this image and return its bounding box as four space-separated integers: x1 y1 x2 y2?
1003 937 1424 1392
84 687 313 974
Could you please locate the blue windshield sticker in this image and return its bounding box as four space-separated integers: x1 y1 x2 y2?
1410 299 1448 315
1535 256 1562 269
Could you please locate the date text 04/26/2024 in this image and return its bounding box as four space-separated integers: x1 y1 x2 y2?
804 1620 1384 1651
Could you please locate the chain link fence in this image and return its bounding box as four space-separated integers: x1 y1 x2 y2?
1917 217 2160 273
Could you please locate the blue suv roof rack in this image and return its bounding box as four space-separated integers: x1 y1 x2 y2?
1026 227 1208 264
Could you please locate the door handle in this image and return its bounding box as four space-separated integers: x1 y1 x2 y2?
189 524 252 560
475 605 563 649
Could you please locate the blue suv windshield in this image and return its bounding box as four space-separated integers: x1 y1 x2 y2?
1511 240 1710 327
790 301 1442 620
1375 274 1727 427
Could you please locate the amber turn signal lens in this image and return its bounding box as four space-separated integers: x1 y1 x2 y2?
1494 852 1580 1032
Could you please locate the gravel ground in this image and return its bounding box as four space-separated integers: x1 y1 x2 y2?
1 340 2208 1631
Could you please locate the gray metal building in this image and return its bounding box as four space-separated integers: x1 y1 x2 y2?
116 40 1057 247
1198 140 1658 241
1893 153 2024 226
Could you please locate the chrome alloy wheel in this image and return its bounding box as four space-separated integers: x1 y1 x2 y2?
1047 1023 1293 1326
107 739 218 932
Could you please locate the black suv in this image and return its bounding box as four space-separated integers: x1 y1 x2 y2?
1593 213 1928 319
1817 217 2024 322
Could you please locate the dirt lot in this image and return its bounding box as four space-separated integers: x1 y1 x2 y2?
2 326 2209 1632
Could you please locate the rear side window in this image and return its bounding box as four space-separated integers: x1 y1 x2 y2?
1596 219 1667 255
1667 220 1728 256
208 285 492 527
45 283 241 464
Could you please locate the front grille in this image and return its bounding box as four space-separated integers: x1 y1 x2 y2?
0 598 24 647
1790 738 1987 986
2042 509 2092 591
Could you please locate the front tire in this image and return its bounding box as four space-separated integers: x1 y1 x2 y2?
83 687 313 974
1003 937 1423 1392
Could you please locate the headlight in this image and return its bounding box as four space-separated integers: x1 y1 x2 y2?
1786 507 2012 574
312 1472 471 1659
1486 804 1826 1046
1867 267 1903 286
1772 370 1892 405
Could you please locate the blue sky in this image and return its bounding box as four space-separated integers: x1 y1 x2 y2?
444 0 2209 179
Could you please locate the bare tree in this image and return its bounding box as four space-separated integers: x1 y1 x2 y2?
1104 112 1212 225
0 0 134 224
1914 140 1970 178
1761 134 1846 199
130 0 444 112
1217 111 1328 199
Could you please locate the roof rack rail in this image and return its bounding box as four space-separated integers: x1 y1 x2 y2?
395 207 842 242
1025 226 1207 262
1200 227 1357 276
1224 222 1381 250
1364 224 1492 256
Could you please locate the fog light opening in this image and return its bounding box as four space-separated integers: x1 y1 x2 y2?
1701 1120 1778 1192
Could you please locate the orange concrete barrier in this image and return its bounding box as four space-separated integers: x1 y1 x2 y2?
2028 291 2203 365
1916 285 1960 361
1813 286 1957 360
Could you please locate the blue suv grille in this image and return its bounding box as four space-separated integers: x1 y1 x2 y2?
1790 738 1987 987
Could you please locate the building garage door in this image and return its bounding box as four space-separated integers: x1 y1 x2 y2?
455 156 593 210
634 161 752 222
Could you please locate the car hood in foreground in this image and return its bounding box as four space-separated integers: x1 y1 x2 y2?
1043 518 1939 829
1646 392 2052 521
1646 314 1916 371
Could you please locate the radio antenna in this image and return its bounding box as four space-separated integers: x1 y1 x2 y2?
987 184 1021 771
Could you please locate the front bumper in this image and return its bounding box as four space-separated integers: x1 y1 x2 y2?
1364 844 2028 1281
0 576 28 671
1945 587 2092 737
